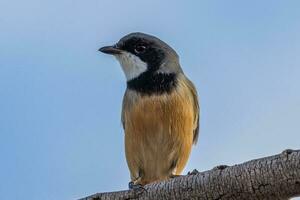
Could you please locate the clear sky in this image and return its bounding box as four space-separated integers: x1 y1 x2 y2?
1 1 300 200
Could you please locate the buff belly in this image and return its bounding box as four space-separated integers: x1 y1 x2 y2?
123 80 195 185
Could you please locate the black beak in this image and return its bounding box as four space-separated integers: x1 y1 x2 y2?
98 45 122 55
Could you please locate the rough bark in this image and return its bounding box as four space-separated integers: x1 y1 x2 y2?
79 149 300 200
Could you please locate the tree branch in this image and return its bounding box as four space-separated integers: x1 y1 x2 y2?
79 149 300 200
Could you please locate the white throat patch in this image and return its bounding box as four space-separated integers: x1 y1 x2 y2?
115 52 148 81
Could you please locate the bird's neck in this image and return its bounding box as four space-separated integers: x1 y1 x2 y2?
127 71 177 95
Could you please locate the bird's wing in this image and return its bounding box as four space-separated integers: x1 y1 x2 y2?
121 89 130 130
121 93 126 130
186 78 200 145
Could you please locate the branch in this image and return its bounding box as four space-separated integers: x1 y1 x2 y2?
79 149 300 200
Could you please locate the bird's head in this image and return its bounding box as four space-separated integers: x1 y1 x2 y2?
99 32 182 81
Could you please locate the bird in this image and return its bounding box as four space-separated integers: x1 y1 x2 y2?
99 32 199 189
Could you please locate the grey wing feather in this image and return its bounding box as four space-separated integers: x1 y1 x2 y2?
121 89 129 130
186 78 200 145
121 97 126 130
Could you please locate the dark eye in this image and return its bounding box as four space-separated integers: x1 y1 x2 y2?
134 45 146 54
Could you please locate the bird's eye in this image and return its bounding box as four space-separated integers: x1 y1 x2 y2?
134 45 146 54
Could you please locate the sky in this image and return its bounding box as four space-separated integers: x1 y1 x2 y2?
0 1 300 199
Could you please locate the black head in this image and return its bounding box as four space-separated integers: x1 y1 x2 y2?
116 32 178 71
99 32 182 94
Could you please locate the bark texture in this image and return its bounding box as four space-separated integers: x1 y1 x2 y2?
80 149 300 200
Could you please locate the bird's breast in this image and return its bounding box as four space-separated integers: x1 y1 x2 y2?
123 76 195 140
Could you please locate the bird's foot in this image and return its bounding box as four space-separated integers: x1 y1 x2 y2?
282 149 295 156
187 169 199 175
128 181 147 192
213 165 229 170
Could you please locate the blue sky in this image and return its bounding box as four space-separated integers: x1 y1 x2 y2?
1 1 300 199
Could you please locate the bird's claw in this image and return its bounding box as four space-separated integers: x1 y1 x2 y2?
187 169 199 175
282 149 294 156
128 181 147 192
213 165 229 170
